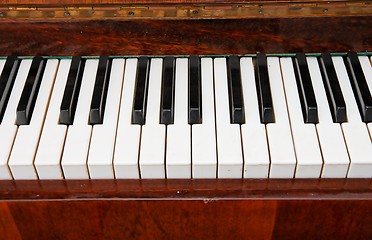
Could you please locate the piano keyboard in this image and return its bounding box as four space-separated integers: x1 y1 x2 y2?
0 53 371 180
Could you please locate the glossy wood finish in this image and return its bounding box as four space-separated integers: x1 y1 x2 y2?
0 0 355 5
0 179 371 200
0 17 371 56
0 200 370 240
0 179 371 239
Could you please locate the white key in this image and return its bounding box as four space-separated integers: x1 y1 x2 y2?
139 58 166 179
266 57 296 178
62 60 98 179
35 60 71 179
88 59 125 179
280 57 323 178
9 60 59 180
166 58 191 178
214 58 243 178
359 56 372 138
307 57 349 178
0 60 9 179
0 59 5 73
114 59 141 179
359 56 372 94
240 57 269 178
0 60 31 179
333 56 372 178
192 58 217 178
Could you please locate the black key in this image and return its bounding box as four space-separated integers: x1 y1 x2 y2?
89 56 112 125
227 55 245 124
293 53 319 123
254 53 275 123
0 56 20 123
318 53 347 123
16 57 46 125
60 56 85 125
132 56 150 125
344 52 372 122
160 56 175 124
188 55 202 124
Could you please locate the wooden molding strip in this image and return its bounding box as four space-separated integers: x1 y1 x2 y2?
0 179 371 200
0 2 371 20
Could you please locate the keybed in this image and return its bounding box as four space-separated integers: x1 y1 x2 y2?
0 53 371 180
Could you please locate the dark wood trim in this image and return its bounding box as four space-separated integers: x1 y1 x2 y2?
1 2 369 21
0 17 370 56
0 179 371 200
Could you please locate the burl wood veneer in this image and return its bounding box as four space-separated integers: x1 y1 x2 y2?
0 16 371 56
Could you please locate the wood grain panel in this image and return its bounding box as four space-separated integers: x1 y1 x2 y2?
0 199 370 239
0 203 21 240
0 179 371 239
3 200 277 240
0 17 370 56
273 200 372 240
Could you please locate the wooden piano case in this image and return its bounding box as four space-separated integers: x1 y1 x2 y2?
0 0 371 239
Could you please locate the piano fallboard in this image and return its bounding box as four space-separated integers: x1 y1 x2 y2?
0 17 371 56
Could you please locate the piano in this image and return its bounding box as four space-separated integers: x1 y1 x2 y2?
0 0 371 239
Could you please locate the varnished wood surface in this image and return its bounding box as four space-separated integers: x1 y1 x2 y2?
0 179 371 239
0 179 371 200
0 0 354 6
0 200 371 240
0 17 371 56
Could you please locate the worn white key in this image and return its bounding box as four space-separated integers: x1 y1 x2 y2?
114 59 141 179
62 60 98 179
88 59 125 179
266 57 296 178
35 60 71 179
139 58 166 179
0 60 31 179
166 58 191 178
214 58 243 178
240 57 269 178
280 57 323 178
333 56 372 178
9 60 59 180
307 57 349 178
359 56 372 138
192 58 217 178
